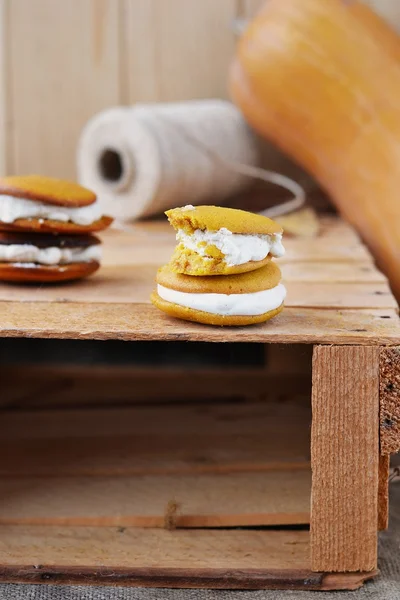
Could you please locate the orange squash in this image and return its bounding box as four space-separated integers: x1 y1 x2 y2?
230 0 400 300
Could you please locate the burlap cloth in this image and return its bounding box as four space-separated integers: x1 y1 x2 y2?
1 484 399 600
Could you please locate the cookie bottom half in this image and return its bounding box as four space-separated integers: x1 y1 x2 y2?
151 291 284 326
0 260 100 283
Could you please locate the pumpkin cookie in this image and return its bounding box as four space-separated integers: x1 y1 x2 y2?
0 175 112 233
151 262 286 326
166 205 284 276
0 231 101 283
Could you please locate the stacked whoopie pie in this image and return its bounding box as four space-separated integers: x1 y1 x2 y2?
151 205 286 326
0 175 112 283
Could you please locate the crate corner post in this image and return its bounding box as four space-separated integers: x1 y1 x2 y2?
311 344 380 573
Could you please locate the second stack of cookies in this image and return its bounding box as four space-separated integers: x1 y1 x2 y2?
151 205 286 326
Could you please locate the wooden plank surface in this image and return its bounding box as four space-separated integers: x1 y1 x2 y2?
0 471 311 528
0 399 310 528
0 526 377 590
0 0 7 175
311 346 380 572
0 266 395 308
0 525 311 569
380 346 400 454
0 401 311 476
1 303 398 345
124 0 236 102
0 217 398 343
0 366 310 409
6 0 120 177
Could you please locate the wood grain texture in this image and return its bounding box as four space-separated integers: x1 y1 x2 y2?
0 266 395 308
0 471 311 528
7 0 120 177
0 366 310 408
1 302 398 344
380 346 400 455
0 566 377 591
378 454 389 531
0 0 7 175
124 0 236 102
0 267 395 308
0 526 377 590
311 346 380 572
1 217 398 344
0 401 311 476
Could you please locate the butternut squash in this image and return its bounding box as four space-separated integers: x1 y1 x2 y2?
230 0 400 300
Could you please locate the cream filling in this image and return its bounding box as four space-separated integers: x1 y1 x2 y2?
0 194 103 226
0 244 102 265
157 283 286 316
176 227 285 266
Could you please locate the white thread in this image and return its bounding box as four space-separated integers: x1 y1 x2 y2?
78 100 304 222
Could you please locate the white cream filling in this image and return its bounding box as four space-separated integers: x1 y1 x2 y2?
177 227 285 266
0 194 103 226
157 283 286 316
0 244 102 265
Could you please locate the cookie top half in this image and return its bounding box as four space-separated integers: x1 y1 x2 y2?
166 205 283 235
157 261 281 295
0 175 96 207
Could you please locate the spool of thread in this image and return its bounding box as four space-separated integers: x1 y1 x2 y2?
77 100 261 221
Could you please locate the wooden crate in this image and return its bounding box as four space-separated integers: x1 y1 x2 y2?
0 216 399 591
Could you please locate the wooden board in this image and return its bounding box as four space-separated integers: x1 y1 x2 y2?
311 346 380 572
124 0 236 102
0 401 311 477
0 366 311 408
0 266 395 309
0 0 7 175
0 400 311 528
0 217 398 344
0 525 377 590
1 303 398 345
5 0 120 178
0 471 311 528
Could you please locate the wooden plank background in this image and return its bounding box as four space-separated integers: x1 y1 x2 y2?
0 0 398 180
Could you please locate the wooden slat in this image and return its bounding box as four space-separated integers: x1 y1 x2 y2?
0 399 311 528
311 346 380 572
281 261 387 283
380 346 400 455
0 526 377 590
0 470 311 528
286 282 396 309
0 265 395 308
0 217 397 343
0 366 311 409
124 0 236 102
378 454 389 531
0 526 311 569
0 401 311 476
1 302 399 345
7 0 120 178
0 0 7 175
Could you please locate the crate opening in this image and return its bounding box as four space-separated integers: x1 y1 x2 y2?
0 342 314 580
